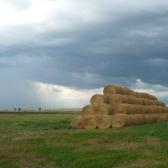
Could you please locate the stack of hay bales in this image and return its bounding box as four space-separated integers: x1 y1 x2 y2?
71 85 168 129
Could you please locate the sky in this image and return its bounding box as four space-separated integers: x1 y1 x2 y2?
0 0 168 108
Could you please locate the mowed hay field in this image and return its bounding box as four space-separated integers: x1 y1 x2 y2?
1 114 168 168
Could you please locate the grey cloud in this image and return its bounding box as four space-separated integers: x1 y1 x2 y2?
0 74 42 109
0 0 32 9
1 0 168 107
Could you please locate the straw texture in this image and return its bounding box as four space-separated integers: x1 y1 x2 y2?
111 114 168 128
95 115 111 129
104 85 134 95
71 116 84 129
81 104 109 115
109 94 165 106
113 104 168 114
90 94 110 105
104 85 157 100
71 84 168 129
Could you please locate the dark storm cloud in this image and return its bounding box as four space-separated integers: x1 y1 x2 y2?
1 0 168 107
1 9 168 89
0 69 42 108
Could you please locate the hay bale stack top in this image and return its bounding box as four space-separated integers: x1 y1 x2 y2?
71 84 168 129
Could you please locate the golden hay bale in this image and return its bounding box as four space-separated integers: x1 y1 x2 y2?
128 115 145 125
109 104 141 114
104 84 157 100
113 104 168 115
110 114 126 128
134 92 157 100
142 106 168 114
104 85 134 96
81 104 109 115
109 94 143 105
109 94 165 107
81 103 167 116
111 114 168 128
82 115 97 129
95 115 111 129
142 99 165 106
96 103 120 115
127 95 144 104
71 115 84 129
108 104 120 115
120 104 142 114
111 114 147 128
93 104 109 115
81 105 95 115
144 114 158 123
71 115 112 129
90 94 110 105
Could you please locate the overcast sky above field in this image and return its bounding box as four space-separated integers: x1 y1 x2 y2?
0 0 168 108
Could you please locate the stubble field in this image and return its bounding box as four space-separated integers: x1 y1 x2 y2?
0 113 168 168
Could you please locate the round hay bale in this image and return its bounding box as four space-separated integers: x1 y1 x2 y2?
124 114 145 125
90 94 104 105
93 104 109 115
81 105 95 115
90 94 109 105
115 104 168 115
127 95 143 104
95 115 111 129
71 116 84 129
144 114 158 123
142 99 165 106
110 94 140 105
81 104 109 116
111 114 165 128
145 106 161 114
115 105 127 114
109 94 123 104
117 104 142 114
95 103 119 115
152 107 163 113
103 84 158 100
104 85 134 96
106 103 124 114
125 114 164 125
134 92 157 100
111 114 126 128
109 94 164 106
82 115 97 129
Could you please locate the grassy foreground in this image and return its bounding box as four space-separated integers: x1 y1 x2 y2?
0 114 168 168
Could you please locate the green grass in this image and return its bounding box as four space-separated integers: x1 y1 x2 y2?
1 114 168 168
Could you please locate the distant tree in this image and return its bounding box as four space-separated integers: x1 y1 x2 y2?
18 108 21 112
14 108 17 111
38 107 42 112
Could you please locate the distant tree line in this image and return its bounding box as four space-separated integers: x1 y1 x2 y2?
13 107 42 112
13 108 22 112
